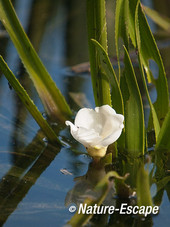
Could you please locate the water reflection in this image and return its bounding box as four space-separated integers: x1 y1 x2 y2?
0 131 61 226
65 161 116 208
65 157 163 227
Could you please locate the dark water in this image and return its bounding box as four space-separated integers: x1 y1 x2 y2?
0 0 170 226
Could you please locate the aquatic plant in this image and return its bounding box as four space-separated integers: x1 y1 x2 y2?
0 0 170 226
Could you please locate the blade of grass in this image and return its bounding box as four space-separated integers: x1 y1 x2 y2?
86 0 111 106
0 56 60 144
123 46 145 156
0 0 72 121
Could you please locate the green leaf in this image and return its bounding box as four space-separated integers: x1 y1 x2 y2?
137 55 160 141
91 39 124 115
134 2 169 126
155 108 170 151
121 156 144 188
143 5 170 32
0 0 72 121
115 0 129 79
91 39 124 149
137 165 153 207
0 56 60 144
128 0 138 47
123 46 144 156
134 2 162 140
86 0 111 106
156 176 170 192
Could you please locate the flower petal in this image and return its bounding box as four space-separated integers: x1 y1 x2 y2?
98 115 124 147
65 121 78 133
95 105 123 135
66 120 101 148
99 127 123 147
95 105 116 116
75 108 102 132
76 127 101 147
101 114 124 138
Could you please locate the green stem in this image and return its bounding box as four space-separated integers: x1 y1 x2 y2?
86 0 111 106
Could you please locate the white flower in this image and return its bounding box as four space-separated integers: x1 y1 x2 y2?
65 105 124 158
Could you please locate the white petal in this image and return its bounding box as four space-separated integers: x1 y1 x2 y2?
95 105 122 135
74 108 102 133
116 114 124 123
101 114 124 138
100 119 124 147
66 121 88 146
66 120 101 147
97 113 124 147
65 121 80 143
75 127 101 147
99 128 123 147
95 105 116 116
65 121 78 132
74 108 95 129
